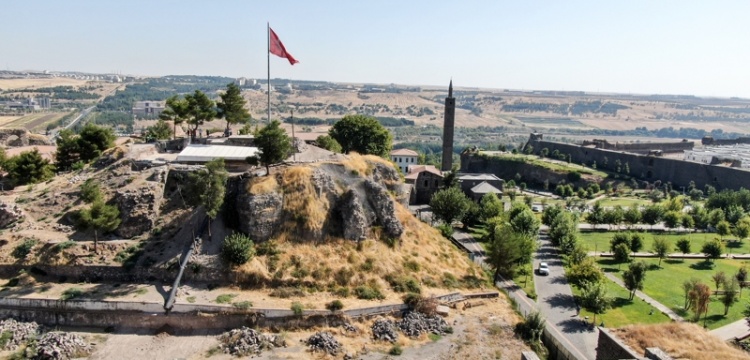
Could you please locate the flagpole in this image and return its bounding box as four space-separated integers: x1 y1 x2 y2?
267 22 271 124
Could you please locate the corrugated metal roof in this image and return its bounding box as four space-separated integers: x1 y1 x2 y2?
176 145 259 162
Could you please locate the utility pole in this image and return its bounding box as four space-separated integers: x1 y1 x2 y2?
291 109 296 162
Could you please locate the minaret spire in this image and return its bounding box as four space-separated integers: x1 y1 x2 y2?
448 79 453 98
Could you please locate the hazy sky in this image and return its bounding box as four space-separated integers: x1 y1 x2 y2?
3 1 750 97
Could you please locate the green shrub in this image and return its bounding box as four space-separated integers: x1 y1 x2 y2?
389 344 403 355
186 296 196 303
233 301 253 310
270 287 306 298
360 257 375 271
61 287 83 300
11 239 38 260
222 233 255 265
256 240 280 256
355 284 385 300
215 294 237 304
442 272 460 288
326 300 345 311
79 179 102 203
436 223 454 238
386 274 421 294
0 331 12 349
403 260 420 272
53 240 76 253
291 301 304 315
332 287 350 298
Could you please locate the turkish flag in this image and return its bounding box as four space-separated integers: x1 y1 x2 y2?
269 28 299 65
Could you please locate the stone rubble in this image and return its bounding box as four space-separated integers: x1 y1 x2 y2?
35 332 91 360
371 318 399 343
342 322 358 333
0 202 24 229
397 311 450 338
305 331 341 355
218 327 284 356
0 319 41 350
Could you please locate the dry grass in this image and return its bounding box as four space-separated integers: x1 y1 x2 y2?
613 323 750 360
339 152 373 176
246 175 279 195
0 78 88 90
279 166 329 232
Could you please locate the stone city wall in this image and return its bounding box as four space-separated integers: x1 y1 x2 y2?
595 327 642 360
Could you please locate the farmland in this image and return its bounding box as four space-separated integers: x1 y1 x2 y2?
0 112 70 131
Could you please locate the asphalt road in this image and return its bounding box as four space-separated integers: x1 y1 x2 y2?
534 233 598 360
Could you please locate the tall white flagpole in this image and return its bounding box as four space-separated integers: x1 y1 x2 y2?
267 22 271 124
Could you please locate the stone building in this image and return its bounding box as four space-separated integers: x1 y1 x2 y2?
457 173 504 198
390 148 418 173
132 100 166 118
404 165 443 204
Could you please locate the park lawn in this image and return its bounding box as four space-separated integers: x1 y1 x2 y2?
513 263 536 299
578 231 745 254
597 257 750 329
596 197 651 208
571 277 671 329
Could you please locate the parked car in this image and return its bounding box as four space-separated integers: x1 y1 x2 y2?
537 262 550 275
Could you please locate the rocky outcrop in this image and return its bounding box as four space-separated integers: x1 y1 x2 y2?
339 190 367 241
364 180 403 239
0 128 52 147
114 186 161 238
236 192 283 242
0 202 24 228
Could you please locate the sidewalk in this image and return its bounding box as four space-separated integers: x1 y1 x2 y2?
603 272 684 322
710 318 750 341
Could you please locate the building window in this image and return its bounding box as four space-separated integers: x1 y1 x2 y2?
424 180 428 187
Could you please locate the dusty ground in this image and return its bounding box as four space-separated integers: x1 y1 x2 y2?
64 296 529 360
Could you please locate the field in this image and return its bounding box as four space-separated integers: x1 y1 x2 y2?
571 277 672 328
0 112 69 131
597 256 750 329
595 197 651 208
578 231 746 255
0 77 88 90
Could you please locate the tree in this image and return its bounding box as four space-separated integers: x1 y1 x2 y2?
222 232 255 265
486 224 534 280
610 233 631 253
716 220 731 240
329 114 392 157
721 280 739 315
579 280 612 325
216 83 251 135
687 281 711 323
185 90 216 139
712 271 727 292
77 200 121 253
734 220 750 241
676 238 691 256
689 205 710 230
315 135 342 153
737 267 748 298
623 206 642 228
603 206 624 230
79 179 102 203
252 120 292 175
701 239 724 264
55 129 81 171
430 187 470 225
4 149 54 186
663 211 682 230
681 214 695 231
568 257 604 288
708 208 726 228
682 278 700 310
77 123 116 160
613 243 630 269
187 158 228 236
479 192 504 222
442 165 459 188
144 119 172 141
623 261 647 300
587 201 605 229
509 208 541 238
629 233 644 254
642 204 664 229
160 95 190 139
652 236 671 267
541 205 563 226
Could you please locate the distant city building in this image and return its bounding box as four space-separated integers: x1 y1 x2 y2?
390 148 419 173
684 145 750 168
38 97 50 109
132 100 166 118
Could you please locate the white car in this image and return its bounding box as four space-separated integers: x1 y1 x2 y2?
537 262 550 276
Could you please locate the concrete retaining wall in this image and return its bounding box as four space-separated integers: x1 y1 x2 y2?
596 327 642 360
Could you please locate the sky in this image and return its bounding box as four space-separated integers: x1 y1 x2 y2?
2 1 750 97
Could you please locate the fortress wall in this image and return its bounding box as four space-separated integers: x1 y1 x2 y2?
528 139 750 190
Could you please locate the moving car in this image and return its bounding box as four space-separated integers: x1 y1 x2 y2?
537 262 550 275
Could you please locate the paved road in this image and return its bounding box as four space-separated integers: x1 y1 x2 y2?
452 229 485 255
534 233 598 360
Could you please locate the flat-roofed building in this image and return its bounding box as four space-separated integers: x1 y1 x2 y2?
391 148 419 173
132 100 166 118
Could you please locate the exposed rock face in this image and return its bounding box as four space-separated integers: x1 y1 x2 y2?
0 202 24 228
114 186 160 238
0 128 52 147
236 191 283 242
234 158 405 243
339 190 367 241
364 180 403 239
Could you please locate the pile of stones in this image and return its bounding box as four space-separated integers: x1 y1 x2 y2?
397 311 450 338
305 331 341 355
35 332 91 360
218 327 284 356
342 323 357 333
371 318 398 343
0 319 41 350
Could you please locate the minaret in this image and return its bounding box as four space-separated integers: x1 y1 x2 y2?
441 80 456 171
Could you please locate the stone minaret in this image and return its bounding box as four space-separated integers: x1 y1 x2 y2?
441 80 456 171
